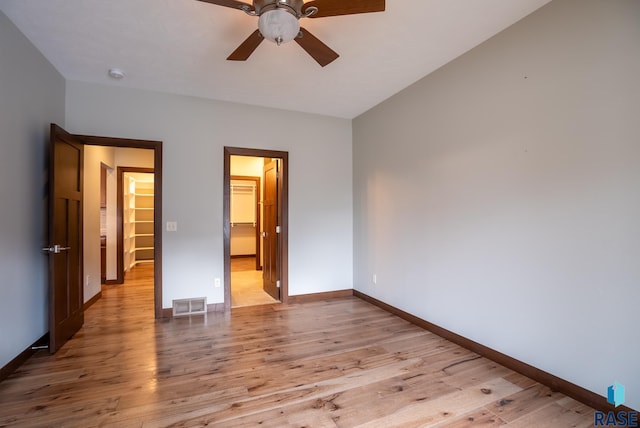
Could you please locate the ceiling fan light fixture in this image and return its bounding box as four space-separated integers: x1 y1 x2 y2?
258 8 300 46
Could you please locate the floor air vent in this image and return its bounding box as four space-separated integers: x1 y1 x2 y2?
172 297 207 317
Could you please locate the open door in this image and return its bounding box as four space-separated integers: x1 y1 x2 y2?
223 147 288 310
45 124 84 353
262 159 280 300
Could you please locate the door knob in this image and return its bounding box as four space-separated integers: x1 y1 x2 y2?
42 244 70 254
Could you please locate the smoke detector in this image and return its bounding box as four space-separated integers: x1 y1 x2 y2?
107 68 126 80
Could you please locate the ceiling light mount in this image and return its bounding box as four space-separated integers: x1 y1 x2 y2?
107 68 126 80
250 0 304 17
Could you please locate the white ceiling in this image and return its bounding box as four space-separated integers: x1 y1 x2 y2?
0 0 551 119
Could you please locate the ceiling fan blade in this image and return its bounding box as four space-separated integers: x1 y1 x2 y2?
302 0 384 18
295 27 339 67
227 30 264 61
196 0 254 12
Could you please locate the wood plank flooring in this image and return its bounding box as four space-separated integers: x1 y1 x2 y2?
0 264 596 427
231 257 278 308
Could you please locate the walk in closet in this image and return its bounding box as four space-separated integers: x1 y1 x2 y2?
230 178 259 257
123 172 154 270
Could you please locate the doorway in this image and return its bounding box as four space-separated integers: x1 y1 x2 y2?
223 147 288 310
100 164 108 284
230 171 274 307
78 134 163 319
117 168 155 282
47 125 163 353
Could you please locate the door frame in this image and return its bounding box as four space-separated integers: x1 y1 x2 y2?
76 134 163 319
224 147 289 311
100 163 108 284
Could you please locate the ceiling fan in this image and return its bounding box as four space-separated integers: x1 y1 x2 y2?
197 0 385 67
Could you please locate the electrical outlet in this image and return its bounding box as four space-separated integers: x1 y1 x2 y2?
214 278 221 288
86 275 91 286
166 221 177 232
372 274 377 284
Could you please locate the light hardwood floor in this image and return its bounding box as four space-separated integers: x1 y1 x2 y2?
0 264 596 427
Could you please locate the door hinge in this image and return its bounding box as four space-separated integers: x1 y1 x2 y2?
276 280 281 288
276 225 281 234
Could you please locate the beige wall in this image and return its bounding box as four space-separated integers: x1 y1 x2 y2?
353 0 640 410
83 145 114 299
231 155 263 177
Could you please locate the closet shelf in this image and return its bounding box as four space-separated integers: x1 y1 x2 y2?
123 173 155 270
231 180 257 225
230 183 256 190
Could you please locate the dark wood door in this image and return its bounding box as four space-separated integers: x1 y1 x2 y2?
262 159 280 300
46 124 84 353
